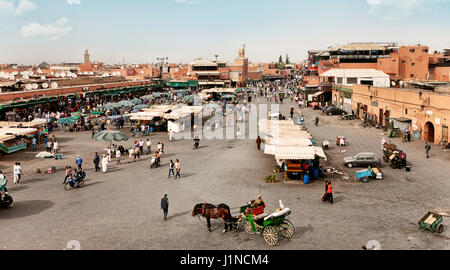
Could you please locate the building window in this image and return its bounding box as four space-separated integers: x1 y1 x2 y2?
409 49 415 53
336 77 343 84
411 63 415 66
402 60 406 64
347 77 358 84
410 74 414 78
423 49 428 53
405 108 408 115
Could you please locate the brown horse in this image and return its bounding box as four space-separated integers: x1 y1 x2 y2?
192 203 239 233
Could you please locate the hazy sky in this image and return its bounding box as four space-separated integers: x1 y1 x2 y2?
1 0 449 65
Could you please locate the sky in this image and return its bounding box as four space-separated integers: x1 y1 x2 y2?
0 0 450 65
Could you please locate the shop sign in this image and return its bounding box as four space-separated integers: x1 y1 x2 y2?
426 111 433 115
435 118 441 125
344 98 352 105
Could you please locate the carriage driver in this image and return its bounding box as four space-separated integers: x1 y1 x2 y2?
255 194 266 209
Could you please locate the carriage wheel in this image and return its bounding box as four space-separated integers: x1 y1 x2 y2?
263 226 279 246
279 220 295 239
244 220 255 235
437 224 444 234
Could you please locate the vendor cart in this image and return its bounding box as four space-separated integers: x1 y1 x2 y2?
355 166 383 183
336 136 346 146
418 212 444 233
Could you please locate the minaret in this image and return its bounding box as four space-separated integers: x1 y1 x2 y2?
84 50 90 64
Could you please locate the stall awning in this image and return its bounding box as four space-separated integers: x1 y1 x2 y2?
274 146 327 160
311 91 325 98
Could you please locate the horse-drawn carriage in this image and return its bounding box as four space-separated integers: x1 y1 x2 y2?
192 201 295 246
239 201 295 246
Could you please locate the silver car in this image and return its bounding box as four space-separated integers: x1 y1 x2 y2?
344 153 381 168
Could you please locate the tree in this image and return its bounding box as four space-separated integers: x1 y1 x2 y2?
279 55 283 63
286 54 290 64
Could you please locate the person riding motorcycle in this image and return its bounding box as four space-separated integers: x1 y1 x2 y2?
193 136 200 149
71 169 85 187
152 151 161 167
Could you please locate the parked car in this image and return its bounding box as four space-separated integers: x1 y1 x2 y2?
326 107 346 116
344 153 382 168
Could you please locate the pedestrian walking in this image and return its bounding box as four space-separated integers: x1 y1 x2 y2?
76 155 83 170
63 166 73 184
146 139 152 155
158 141 164 157
53 140 59 155
101 154 109 173
425 142 431 158
315 116 320 126
256 136 262 150
92 127 96 138
116 149 121 165
327 182 334 204
161 194 169 220
94 152 100 172
47 140 53 153
139 139 144 155
31 137 37 152
168 160 175 178
175 159 181 179
13 162 22 185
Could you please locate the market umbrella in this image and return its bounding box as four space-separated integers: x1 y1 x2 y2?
102 103 121 111
132 104 150 112
182 95 200 103
93 130 129 148
72 112 85 117
129 98 143 105
58 117 78 125
140 94 154 100
118 100 135 108
35 152 55 158
91 111 104 116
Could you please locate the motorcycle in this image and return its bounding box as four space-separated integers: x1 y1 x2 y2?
150 156 161 169
0 192 13 209
64 171 86 191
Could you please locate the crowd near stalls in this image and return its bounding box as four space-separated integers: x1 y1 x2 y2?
0 119 46 154
259 118 327 183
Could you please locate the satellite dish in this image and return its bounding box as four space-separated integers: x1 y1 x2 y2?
51 82 58 88
9 75 15 80
42 83 49 89
55 73 60 78
400 81 404 87
83 72 88 75
26 84 32 90
391 81 396 87
41 76 46 80
89 72 94 75
51 72 54 75
32 83 38 90
61 73 66 78
72 74 77 79
11 71 18 76
140 71 144 74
